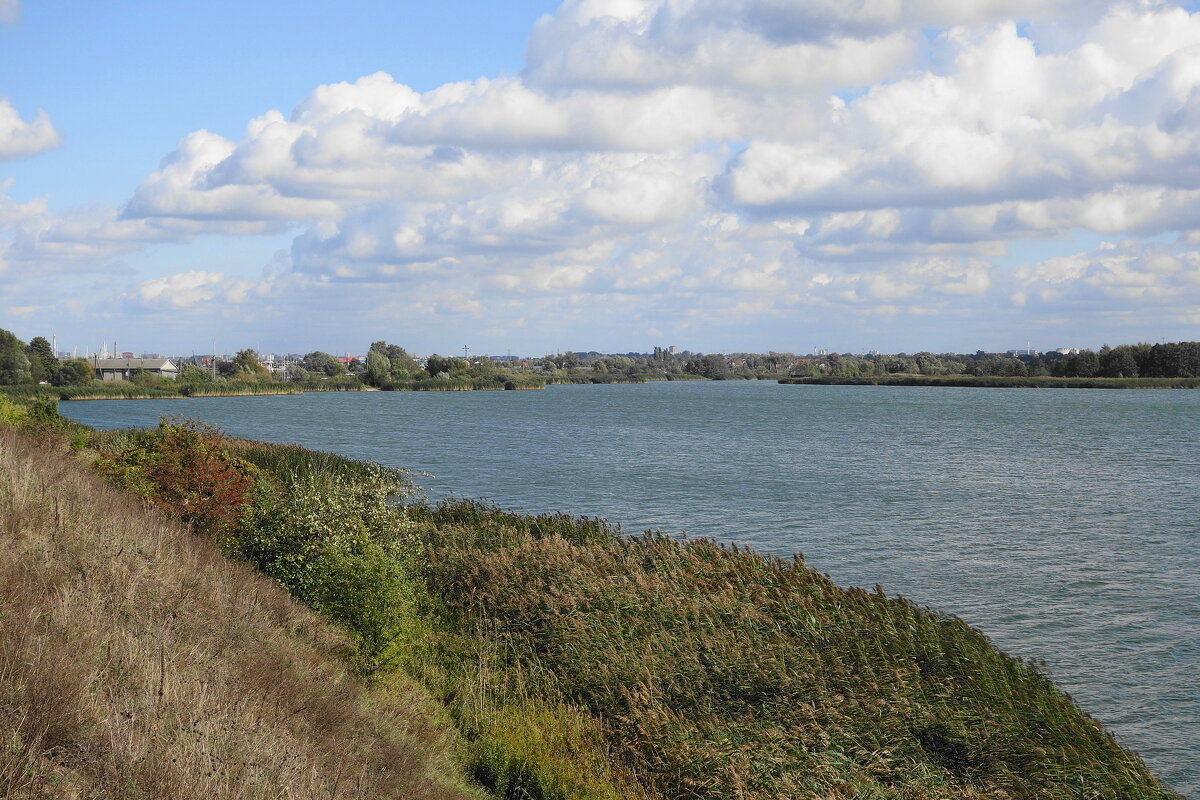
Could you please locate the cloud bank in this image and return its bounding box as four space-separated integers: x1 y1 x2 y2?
5 0 1200 350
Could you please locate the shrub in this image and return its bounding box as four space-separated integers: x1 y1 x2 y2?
228 465 419 671
93 418 259 537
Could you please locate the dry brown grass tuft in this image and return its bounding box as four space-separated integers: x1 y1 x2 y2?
0 425 480 800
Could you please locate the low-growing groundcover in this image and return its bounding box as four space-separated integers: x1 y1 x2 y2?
11 400 1180 800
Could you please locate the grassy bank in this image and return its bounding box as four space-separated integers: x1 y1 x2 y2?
1 396 1181 800
779 374 1200 389
0 423 479 799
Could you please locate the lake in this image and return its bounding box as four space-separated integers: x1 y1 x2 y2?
62 381 1200 796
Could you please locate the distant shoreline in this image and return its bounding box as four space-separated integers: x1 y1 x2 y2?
778 375 1200 389
9 373 1199 402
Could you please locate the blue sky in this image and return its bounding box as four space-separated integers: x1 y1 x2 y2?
1 1 558 207
3 0 1200 357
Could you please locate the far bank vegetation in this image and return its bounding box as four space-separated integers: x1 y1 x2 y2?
4 328 1198 399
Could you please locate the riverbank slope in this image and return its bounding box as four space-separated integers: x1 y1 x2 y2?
0 422 480 799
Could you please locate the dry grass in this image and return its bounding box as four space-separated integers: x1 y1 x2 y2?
0 425 480 800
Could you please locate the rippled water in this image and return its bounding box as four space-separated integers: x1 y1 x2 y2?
63 382 1200 796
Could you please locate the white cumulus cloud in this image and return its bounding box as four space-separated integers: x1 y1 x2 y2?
0 97 61 161
131 270 270 309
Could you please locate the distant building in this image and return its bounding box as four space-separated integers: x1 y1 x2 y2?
1054 347 1080 355
93 358 179 382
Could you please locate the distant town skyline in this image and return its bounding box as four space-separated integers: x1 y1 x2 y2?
4 0 1200 355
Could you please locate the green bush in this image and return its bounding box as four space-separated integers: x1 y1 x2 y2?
228 464 419 671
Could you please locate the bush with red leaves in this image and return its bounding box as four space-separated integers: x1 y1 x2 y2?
95 418 259 537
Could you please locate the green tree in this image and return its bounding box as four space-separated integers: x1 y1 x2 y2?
302 351 346 377
691 353 729 379
25 336 55 383
1073 350 1100 378
0 329 32 385
1100 345 1138 378
50 358 94 386
369 340 421 377
230 348 270 379
364 350 391 386
425 354 453 377
913 352 942 375
369 340 404 359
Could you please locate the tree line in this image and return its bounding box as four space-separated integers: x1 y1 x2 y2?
4 326 1198 388
789 342 1200 380
0 330 93 386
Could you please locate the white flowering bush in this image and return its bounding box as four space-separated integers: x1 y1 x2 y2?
231 465 420 671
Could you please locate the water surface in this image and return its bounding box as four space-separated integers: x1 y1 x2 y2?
63 382 1200 796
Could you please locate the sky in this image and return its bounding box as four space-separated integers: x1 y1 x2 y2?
3 0 1200 357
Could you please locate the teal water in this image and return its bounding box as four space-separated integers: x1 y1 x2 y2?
63 381 1200 796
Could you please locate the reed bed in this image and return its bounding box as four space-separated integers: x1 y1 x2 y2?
408 500 1180 800
289 378 370 392
380 376 547 391
182 383 304 396
0 384 184 400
